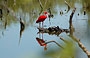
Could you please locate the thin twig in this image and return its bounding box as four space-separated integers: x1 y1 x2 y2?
46 40 64 49
38 0 43 15
59 36 69 43
38 0 43 9
43 0 47 9
64 1 70 14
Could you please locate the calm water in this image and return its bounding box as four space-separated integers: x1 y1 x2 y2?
0 0 90 58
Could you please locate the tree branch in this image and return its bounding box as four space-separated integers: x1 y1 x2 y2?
37 26 69 36
69 7 76 35
38 0 43 9
59 36 69 43
70 36 90 58
69 7 90 58
38 0 43 15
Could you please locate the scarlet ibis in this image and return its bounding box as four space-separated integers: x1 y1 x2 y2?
36 11 49 28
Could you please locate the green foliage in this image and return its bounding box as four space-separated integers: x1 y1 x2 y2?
0 0 90 29
59 41 76 58
43 39 76 58
82 0 90 11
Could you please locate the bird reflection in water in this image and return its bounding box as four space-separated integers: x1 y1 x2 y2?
36 37 47 50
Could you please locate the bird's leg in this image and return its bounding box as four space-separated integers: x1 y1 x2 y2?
41 22 44 39
42 22 44 28
39 22 41 39
42 32 43 39
42 22 44 39
39 33 41 39
39 22 41 28
49 18 51 25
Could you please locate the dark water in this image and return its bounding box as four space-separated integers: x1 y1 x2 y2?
0 0 90 58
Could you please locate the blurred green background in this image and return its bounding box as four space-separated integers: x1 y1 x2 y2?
0 0 90 58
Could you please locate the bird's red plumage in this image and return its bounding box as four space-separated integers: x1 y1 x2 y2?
36 15 47 23
36 37 47 46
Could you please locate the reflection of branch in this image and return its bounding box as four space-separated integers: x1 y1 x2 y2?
38 0 43 15
20 18 25 38
38 0 43 9
46 40 64 49
44 0 47 9
38 0 48 15
1 1 20 21
19 18 25 45
64 1 70 14
4 18 7 29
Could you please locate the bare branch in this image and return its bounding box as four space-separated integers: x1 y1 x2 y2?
43 0 47 9
70 36 90 58
69 7 76 35
38 0 43 15
69 7 90 58
38 0 43 9
37 26 69 36
59 36 69 43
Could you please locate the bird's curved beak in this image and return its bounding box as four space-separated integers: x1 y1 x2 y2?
47 13 50 17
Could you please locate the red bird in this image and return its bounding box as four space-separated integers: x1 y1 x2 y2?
36 11 49 28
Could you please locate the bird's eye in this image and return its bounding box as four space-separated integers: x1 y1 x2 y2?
44 11 48 14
